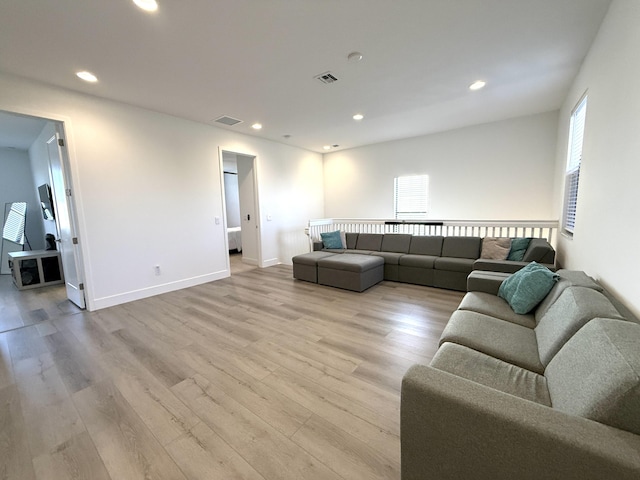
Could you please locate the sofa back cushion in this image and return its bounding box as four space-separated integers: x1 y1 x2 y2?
345 232 359 250
381 234 412 254
545 318 640 435
522 238 556 264
535 286 624 366
355 233 383 251
534 270 604 323
441 236 482 259
408 235 443 256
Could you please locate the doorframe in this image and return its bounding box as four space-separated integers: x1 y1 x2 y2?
0 108 89 308
218 147 263 270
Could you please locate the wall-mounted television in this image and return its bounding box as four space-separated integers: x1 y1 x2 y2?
38 183 55 220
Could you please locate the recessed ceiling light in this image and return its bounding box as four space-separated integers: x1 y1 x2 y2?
76 71 98 83
353 114 364 121
133 0 158 12
251 123 262 130
323 145 331 150
469 80 486 91
347 51 363 63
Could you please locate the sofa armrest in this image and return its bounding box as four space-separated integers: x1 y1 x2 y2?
523 238 556 264
474 259 557 274
473 259 530 273
401 365 640 480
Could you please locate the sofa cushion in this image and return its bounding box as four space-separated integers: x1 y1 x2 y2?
545 318 640 435
439 310 544 373
535 286 625 367
370 251 404 265
355 233 383 251
498 262 559 314
458 292 536 328
345 232 359 249
320 230 343 249
408 235 443 255
507 237 532 261
381 234 412 253
480 237 512 260
534 269 604 323
292 251 336 266
398 254 437 269
316 253 384 273
432 342 551 406
441 236 482 259
434 257 475 273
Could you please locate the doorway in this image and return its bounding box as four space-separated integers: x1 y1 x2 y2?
0 110 86 309
220 149 261 274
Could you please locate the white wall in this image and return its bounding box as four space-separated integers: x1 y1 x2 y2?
0 147 45 260
323 111 559 220
0 73 323 310
553 0 640 318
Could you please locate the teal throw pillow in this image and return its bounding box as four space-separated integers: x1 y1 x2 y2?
320 230 344 249
507 237 532 261
498 261 559 314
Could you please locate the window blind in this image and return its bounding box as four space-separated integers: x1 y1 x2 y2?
394 175 429 220
563 96 587 234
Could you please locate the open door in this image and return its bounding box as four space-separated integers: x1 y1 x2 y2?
220 149 261 269
236 154 259 265
47 133 86 308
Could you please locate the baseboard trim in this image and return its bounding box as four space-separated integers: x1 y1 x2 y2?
261 257 280 267
90 270 230 311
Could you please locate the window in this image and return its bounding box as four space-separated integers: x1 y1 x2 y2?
563 95 587 235
394 174 429 219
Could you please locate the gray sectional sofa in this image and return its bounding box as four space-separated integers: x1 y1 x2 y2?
306 232 555 291
401 270 640 479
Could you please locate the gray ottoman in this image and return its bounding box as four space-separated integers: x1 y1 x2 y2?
292 251 336 283
317 254 384 292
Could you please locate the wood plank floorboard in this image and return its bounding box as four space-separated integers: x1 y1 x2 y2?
0 265 463 479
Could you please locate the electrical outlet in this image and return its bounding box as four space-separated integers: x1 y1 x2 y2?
154 265 161 275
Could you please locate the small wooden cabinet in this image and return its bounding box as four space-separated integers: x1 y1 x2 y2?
8 250 64 290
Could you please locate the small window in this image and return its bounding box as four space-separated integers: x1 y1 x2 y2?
563 95 587 235
394 174 429 219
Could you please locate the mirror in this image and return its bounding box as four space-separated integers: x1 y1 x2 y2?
1 202 29 274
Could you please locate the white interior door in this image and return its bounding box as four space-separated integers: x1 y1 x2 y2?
236 154 260 265
47 133 86 308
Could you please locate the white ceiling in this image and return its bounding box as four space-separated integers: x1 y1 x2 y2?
0 0 611 153
0 112 47 150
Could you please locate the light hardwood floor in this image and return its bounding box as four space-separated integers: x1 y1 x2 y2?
0 265 464 480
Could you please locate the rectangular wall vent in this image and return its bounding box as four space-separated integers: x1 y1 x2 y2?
214 115 243 126
314 72 338 84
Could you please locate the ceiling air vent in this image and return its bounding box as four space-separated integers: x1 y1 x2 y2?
214 115 243 126
314 71 338 84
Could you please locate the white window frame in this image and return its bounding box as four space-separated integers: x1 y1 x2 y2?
562 95 587 236
394 174 429 220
